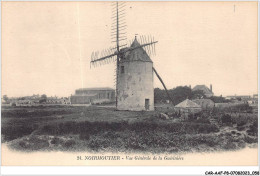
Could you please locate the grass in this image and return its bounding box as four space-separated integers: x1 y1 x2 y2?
1 105 258 153
8 129 255 153
31 120 219 138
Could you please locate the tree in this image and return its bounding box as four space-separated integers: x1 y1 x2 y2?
3 95 8 102
41 94 47 99
210 96 230 103
168 86 192 105
39 99 46 103
154 86 206 105
39 94 47 104
191 90 205 99
154 88 167 103
18 97 25 100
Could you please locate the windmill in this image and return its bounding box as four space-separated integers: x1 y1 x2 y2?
90 2 173 110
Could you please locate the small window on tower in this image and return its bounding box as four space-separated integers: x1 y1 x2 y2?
121 66 124 74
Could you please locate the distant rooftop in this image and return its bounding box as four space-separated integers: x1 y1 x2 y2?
71 94 97 97
192 85 213 94
175 99 201 108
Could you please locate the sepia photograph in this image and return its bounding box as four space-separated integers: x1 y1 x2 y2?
1 0 258 169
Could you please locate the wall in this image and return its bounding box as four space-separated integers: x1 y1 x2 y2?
70 95 96 104
215 102 245 108
192 99 215 110
71 89 115 104
75 90 115 100
174 107 202 114
117 60 154 111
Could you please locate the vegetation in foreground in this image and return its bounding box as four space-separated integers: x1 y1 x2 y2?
1 105 258 153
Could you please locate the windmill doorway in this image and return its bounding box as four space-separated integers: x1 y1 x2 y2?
145 99 150 110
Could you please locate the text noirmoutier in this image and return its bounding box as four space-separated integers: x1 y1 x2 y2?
80 155 184 161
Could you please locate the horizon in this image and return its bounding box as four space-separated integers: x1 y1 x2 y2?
2 84 257 98
2 2 258 98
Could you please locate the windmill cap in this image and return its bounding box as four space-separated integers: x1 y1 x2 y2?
122 38 153 63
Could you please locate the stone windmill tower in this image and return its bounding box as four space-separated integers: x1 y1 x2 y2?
90 2 173 111
117 37 154 111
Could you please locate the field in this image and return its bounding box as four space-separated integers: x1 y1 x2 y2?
1 105 258 153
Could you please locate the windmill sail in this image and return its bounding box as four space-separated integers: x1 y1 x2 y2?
91 39 158 66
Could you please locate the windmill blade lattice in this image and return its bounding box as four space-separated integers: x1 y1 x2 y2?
90 47 117 67
138 35 157 57
111 1 127 49
126 35 157 57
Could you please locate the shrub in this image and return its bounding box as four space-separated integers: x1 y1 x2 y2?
79 133 90 140
64 139 76 148
244 136 257 144
232 104 253 113
29 136 49 150
237 119 247 127
231 131 236 135
237 141 246 148
87 137 110 151
247 121 258 136
2 125 36 142
197 124 219 133
37 119 220 138
50 137 62 145
205 138 218 147
236 132 241 136
221 114 232 124
237 126 246 131
223 141 237 150
194 118 210 124
15 136 50 151
18 141 27 148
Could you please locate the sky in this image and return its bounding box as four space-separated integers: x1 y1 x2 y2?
2 1 258 97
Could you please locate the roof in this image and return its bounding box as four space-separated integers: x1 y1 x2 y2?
122 38 153 62
76 87 114 91
71 94 97 97
175 99 201 108
192 85 213 94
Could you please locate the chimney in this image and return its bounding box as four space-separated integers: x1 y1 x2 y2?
210 84 212 92
189 85 191 89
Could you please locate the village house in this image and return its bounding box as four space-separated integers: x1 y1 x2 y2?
70 87 115 104
174 99 202 114
247 95 257 106
225 95 258 108
226 95 251 101
9 97 40 106
46 97 71 104
192 84 214 97
248 94 258 113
